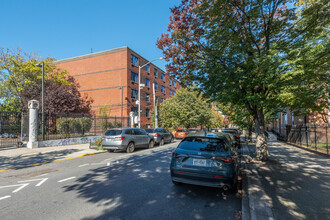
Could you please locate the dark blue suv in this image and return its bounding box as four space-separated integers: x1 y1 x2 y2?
170 132 238 190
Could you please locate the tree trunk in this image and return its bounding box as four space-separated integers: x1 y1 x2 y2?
254 109 269 161
248 124 252 143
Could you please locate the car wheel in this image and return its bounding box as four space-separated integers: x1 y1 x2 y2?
148 140 154 149
160 138 164 146
126 142 135 153
107 149 114 153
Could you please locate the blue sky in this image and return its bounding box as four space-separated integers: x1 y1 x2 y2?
0 0 181 70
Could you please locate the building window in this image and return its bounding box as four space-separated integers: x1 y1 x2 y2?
131 89 138 100
161 73 165 82
146 108 150 118
173 80 176 87
161 86 165 94
146 93 150 102
173 91 176 96
169 78 172 86
145 64 149 73
131 72 138 83
145 78 150 88
154 82 158 91
131 54 138 66
161 98 164 103
169 90 172 96
154 69 158 78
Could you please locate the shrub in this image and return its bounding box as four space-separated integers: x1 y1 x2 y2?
95 138 104 151
77 117 92 134
56 117 92 135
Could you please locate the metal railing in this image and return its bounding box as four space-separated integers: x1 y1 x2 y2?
0 111 131 147
0 111 23 147
42 112 131 140
273 123 329 155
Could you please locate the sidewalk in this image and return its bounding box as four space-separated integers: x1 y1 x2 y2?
242 134 330 220
0 144 105 171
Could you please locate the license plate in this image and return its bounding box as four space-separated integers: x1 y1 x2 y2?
106 138 114 141
193 159 207 166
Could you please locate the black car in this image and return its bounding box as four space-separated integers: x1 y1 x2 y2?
222 129 241 148
145 128 174 145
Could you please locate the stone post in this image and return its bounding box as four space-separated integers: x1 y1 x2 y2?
27 100 39 149
129 111 134 128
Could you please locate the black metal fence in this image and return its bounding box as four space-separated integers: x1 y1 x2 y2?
0 112 23 147
0 111 131 147
273 123 329 155
42 112 130 140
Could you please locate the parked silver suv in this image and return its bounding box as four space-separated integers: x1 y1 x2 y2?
102 128 154 153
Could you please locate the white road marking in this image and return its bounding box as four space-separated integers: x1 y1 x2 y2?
12 183 29 193
37 173 48 177
127 160 134 162
0 195 11 201
18 178 48 187
58 177 76 183
91 162 104 165
78 164 89 167
0 183 29 193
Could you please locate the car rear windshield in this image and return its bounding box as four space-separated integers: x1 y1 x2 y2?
145 129 155 133
105 130 122 136
178 137 228 152
177 130 186 132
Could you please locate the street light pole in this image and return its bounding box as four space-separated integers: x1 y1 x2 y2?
138 66 141 128
138 57 164 128
117 86 123 128
36 62 45 141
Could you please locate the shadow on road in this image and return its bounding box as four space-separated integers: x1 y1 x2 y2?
63 151 241 220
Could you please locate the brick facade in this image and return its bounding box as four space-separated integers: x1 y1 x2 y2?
56 46 179 128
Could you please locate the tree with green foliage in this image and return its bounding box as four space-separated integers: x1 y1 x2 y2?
157 0 329 161
279 0 330 116
207 108 225 129
0 47 93 113
99 105 112 131
157 88 212 129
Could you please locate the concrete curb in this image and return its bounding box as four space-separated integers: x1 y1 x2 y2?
241 145 274 220
0 150 106 173
241 169 251 220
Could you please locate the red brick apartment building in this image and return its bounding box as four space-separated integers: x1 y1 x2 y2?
56 46 179 128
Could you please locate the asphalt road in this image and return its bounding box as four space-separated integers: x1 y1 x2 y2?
0 141 241 220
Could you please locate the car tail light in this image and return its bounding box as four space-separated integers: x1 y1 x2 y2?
221 157 234 162
212 157 234 163
214 176 224 179
172 152 179 158
115 137 125 141
236 136 239 138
